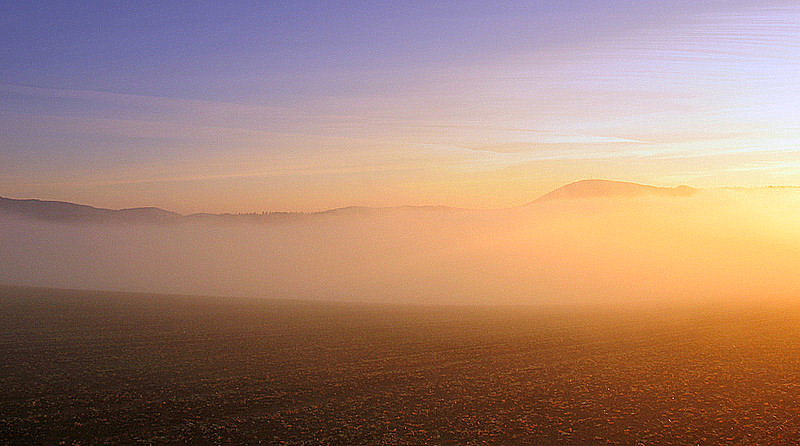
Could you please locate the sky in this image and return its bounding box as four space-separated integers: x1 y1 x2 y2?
1 0 798 213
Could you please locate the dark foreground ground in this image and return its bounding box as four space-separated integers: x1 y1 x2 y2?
2 286 800 444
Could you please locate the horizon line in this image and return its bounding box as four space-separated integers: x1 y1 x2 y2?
3 180 800 217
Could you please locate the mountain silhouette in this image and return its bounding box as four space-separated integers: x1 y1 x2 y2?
0 179 697 223
0 196 180 222
531 179 696 203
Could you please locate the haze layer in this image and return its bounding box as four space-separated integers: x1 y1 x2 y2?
2 184 799 306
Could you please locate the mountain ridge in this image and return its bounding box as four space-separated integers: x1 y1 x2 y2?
530 179 696 204
0 179 697 223
0 196 181 222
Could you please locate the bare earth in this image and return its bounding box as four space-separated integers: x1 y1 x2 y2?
2 285 800 444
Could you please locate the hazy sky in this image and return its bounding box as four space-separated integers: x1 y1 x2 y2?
2 0 798 213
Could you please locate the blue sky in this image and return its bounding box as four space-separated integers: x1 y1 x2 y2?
1 0 798 212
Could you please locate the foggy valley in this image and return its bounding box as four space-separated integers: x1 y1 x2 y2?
3 1 799 442
2 180 799 307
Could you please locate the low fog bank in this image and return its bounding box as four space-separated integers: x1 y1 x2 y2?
2 189 799 306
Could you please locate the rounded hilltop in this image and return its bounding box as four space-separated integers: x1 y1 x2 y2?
532 179 697 203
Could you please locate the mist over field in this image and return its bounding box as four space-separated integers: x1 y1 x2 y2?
4 1 800 443
3 187 799 306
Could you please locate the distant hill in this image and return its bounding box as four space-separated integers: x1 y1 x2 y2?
0 196 180 222
0 196 458 223
0 180 697 223
531 179 696 203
